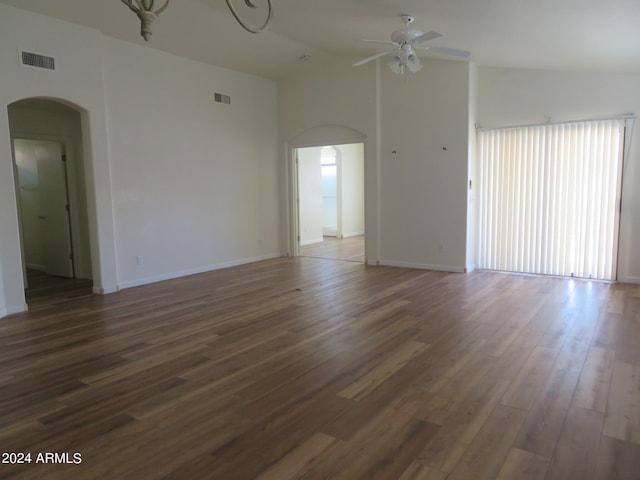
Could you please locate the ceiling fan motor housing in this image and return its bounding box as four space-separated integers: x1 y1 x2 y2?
401 43 417 60
391 28 424 44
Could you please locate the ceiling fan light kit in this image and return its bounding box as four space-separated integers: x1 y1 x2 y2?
121 0 273 41
354 14 471 75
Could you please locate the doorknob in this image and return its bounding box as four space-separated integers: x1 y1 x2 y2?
38 215 46 220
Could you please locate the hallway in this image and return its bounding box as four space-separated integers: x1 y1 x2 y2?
300 235 364 263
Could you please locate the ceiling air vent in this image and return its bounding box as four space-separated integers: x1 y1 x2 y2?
20 50 56 70
214 92 231 105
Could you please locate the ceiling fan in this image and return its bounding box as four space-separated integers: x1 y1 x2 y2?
354 15 470 74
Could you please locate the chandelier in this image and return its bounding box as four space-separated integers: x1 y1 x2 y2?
121 0 273 41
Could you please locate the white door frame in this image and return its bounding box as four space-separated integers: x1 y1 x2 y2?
286 125 366 258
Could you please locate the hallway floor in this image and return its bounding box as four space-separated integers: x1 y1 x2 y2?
25 269 93 311
300 235 365 263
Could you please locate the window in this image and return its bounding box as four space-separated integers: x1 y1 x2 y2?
321 147 338 235
477 118 628 281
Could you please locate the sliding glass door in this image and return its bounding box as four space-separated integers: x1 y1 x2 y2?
477 118 627 281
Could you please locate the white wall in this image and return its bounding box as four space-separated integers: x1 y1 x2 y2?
103 38 280 288
0 4 281 317
477 67 640 283
337 143 365 238
297 146 323 245
379 60 470 271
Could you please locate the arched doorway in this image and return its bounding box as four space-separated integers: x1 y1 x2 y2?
8 98 93 304
287 125 367 262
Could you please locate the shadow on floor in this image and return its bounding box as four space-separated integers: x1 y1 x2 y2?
25 269 94 310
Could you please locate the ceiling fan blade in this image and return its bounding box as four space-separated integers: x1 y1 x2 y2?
411 30 443 44
362 39 400 46
418 44 471 58
353 51 392 67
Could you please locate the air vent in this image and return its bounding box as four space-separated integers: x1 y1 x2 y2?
20 50 56 70
214 92 231 105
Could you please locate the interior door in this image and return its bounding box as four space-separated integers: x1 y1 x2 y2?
14 139 74 278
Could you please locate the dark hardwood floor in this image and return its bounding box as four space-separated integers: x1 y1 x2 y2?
1 258 639 479
24 270 93 311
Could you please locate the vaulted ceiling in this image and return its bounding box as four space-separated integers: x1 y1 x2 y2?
2 0 639 78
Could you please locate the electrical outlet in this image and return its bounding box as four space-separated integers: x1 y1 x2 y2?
136 256 143 265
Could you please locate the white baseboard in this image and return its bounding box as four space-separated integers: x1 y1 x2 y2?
26 263 46 271
0 303 28 319
118 252 283 290
300 238 324 246
379 259 466 273
623 276 640 284
342 231 364 238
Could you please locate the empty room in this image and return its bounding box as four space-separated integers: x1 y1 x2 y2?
0 1 639 479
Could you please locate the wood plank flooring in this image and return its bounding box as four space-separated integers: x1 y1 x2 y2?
300 235 365 263
1 257 639 479
24 270 93 310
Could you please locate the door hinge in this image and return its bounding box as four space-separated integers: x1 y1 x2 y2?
69 253 74 260
297 235 300 242
61 154 67 162
65 204 70 212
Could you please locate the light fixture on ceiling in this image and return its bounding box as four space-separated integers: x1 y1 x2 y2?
353 14 470 75
225 0 273 34
121 0 273 41
121 0 170 41
387 44 423 75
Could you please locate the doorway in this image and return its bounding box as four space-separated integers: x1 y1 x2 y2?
14 139 75 279
8 99 93 303
296 143 365 263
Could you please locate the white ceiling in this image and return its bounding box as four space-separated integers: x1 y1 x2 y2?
2 0 640 79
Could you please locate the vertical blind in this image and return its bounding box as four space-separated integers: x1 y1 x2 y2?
477 118 626 281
